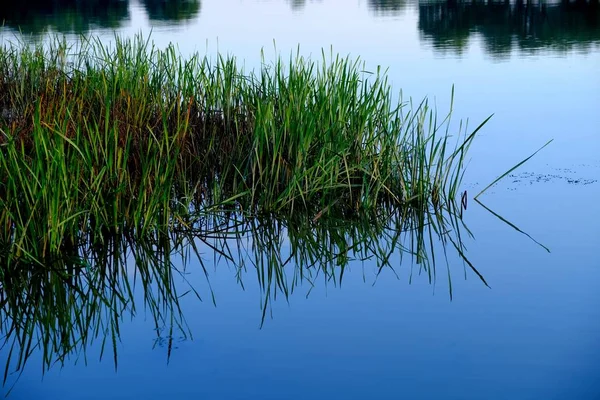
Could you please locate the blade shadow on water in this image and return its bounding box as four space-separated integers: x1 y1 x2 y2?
474 198 551 253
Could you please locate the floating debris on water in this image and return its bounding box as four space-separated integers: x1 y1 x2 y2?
509 168 598 186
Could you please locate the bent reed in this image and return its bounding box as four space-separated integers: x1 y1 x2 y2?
0 34 487 261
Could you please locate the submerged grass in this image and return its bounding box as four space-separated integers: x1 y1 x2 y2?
0 33 485 262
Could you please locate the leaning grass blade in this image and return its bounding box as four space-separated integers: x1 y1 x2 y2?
474 139 553 199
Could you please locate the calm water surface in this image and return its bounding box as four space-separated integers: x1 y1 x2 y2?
1 1 599 399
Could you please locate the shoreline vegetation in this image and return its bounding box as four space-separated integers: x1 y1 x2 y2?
0 34 490 387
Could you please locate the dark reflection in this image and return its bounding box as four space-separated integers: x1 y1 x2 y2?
0 0 202 35
285 0 323 11
288 0 307 10
0 0 129 35
418 0 600 56
0 200 483 389
141 0 201 22
368 0 409 15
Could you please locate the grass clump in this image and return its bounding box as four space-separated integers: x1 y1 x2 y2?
0 33 486 264
0 33 492 386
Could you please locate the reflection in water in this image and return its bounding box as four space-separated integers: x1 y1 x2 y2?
285 0 326 11
141 0 201 23
0 0 201 35
1 0 599 56
368 0 409 15
0 200 483 389
418 0 600 56
0 0 129 34
287 0 307 11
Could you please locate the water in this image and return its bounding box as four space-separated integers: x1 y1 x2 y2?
1 1 599 399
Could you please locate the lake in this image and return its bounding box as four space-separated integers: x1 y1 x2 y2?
1 1 599 399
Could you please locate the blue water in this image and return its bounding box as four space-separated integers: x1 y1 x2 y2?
2 1 599 399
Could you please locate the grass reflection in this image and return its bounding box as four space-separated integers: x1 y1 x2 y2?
1 194 481 389
0 228 192 388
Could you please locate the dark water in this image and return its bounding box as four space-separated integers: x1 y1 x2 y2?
1 1 599 399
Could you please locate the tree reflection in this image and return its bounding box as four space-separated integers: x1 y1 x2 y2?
418 0 600 56
368 0 409 15
141 0 201 22
0 0 202 35
0 0 129 35
288 0 307 10
3 0 598 55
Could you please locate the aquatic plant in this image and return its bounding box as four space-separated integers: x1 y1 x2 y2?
0 33 491 391
0 34 488 263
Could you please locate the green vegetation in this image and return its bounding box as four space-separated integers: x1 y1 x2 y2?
0 34 486 263
0 33 490 388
